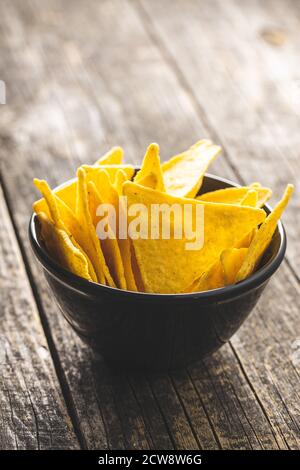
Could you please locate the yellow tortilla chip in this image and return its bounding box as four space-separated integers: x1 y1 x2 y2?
33 178 97 282
88 181 127 289
135 143 165 191
221 248 248 285
114 169 129 195
94 146 124 165
82 164 134 185
162 140 221 198
76 168 115 286
136 172 159 190
197 186 272 207
185 261 225 293
34 164 134 214
123 181 266 293
240 189 258 207
236 184 294 282
37 212 93 281
236 190 259 248
186 247 248 292
95 170 137 291
235 228 257 249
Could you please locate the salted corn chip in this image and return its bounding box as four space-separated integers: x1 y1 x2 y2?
76 168 115 286
114 169 129 195
82 164 134 185
135 143 165 191
94 146 124 165
221 248 248 285
136 172 159 190
162 140 221 198
123 181 266 293
235 228 257 249
34 165 134 214
34 178 60 224
33 179 97 282
131 244 145 292
186 261 225 293
186 247 248 291
95 170 137 291
240 189 258 207
37 212 93 281
197 186 272 208
236 184 293 282
88 181 127 289
235 190 259 248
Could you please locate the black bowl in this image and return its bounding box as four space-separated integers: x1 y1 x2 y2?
29 174 286 371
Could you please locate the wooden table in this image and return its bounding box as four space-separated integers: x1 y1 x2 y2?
0 0 299 450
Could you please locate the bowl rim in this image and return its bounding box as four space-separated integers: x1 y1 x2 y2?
29 173 286 302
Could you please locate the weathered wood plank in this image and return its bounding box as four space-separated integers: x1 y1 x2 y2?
0 184 78 449
0 0 299 449
137 0 300 276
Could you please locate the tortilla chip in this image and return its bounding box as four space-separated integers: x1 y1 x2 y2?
114 169 129 195
76 168 116 286
34 164 134 215
95 170 137 291
33 178 98 282
186 261 225 293
235 228 257 249
37 212 93 281
82 164 134 185
235 190 259 248
236 184 294 282
136 172 159 190
135 143 165 191
197 186 272 207
162 140 221 198
94 146 124 165
240 189 258 207
88 181 127 289
221 248 248 285
123 181 266 293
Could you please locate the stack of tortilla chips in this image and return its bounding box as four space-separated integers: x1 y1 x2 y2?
33 140 293 293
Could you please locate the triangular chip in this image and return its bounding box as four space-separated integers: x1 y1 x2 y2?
236 184 294 282
33 178 97 282
197 186 272 207
94 146 123 165
95 170 137 291
123 181 266 293
136 172 159 190
135 143 165 191
235 190 259 248
34 164 134 214
114 169 129 195
185 261 225 293
221 248 248 285
88 181 127 289
76 168 115 286
37 212 93 281
240 189 258 207
162 140 221 198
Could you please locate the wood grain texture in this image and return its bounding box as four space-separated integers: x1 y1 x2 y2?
0 0 299 449
0 185 78 449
